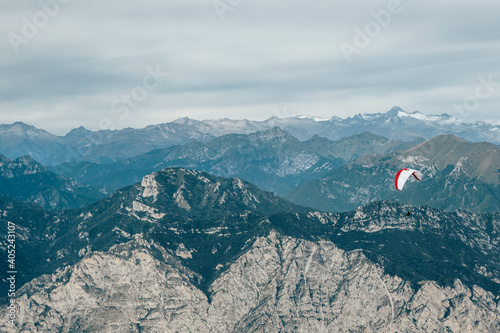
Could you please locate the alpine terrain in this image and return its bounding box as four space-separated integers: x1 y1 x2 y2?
284 134 500 213
0 154 107 210
1 106 499 166
47 129 420 195
1 168 499 332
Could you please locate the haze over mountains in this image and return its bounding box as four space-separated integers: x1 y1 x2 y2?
48 129 421 195
2 129 496 214
1 107 499 213
2 107 499 166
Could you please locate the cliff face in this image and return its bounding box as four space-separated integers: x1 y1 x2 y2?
3 233 498 333
1 168 499 332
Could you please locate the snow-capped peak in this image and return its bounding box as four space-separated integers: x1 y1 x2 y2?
295 115 331 122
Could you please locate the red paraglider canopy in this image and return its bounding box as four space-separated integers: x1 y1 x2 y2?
395 168 422 191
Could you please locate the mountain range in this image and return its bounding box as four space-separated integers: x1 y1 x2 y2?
0 155 107 210
47 128 420 195
284 134 500 213
2 107 499 166
2 129 497 214
1 168 499 332
2 108 500 332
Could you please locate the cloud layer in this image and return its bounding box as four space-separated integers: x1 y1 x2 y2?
1 0 499 134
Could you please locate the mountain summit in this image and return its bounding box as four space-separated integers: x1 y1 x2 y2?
2 107 500 165
1 167 499 332
0 154 106 209
284 135 500 212
48 129 420 195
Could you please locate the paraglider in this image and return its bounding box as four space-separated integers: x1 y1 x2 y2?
395 168 422 216
395 168 422 191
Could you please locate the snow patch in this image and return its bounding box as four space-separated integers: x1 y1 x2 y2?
404 111 446 122
296 115 330 122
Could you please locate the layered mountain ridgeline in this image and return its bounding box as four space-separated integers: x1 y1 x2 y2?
0 121 214 165
284 134 500 213
0 122 71 166
2 106 499 165
47 129 420 195
0 168 307 300
318 106 500 143
1 168 499 331
0 155 107 210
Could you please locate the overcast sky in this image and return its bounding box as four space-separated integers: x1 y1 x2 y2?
1 0 499 135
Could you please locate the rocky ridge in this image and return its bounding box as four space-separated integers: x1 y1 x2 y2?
1 168 499 332
2 106 499 165
2 233 498 332
284 134 500 212
0 154 107 210
47 129 420 195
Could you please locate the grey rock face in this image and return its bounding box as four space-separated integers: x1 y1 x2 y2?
2 233 498 332
1 167 499 332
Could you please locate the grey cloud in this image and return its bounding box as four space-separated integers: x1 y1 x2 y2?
0 0 499 134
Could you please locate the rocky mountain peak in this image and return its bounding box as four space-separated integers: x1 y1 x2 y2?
268 126 289 135
2 108 500 166
64 126 92 140
381 107 406 123
171 116 194 125
5 155 44 175
286 130 500 213
0 155 106 210
404 134 465 157
428 133 466 144
401 134 499 171
9 121 32 130
252 126 293 141
12 155 39 165
3 200 499 332
136 167 304 216
1 121 50 137
341 131 390 143
387 105 405 116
